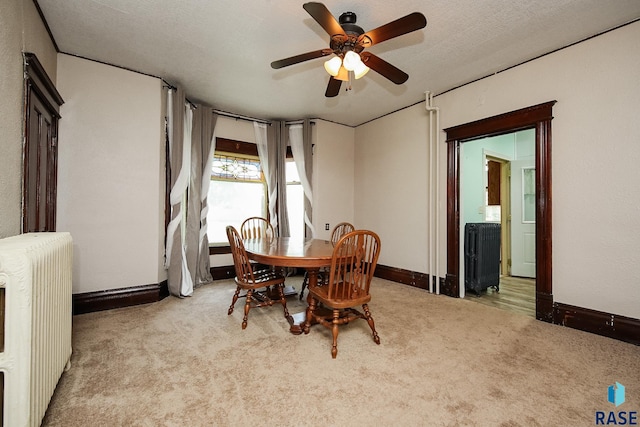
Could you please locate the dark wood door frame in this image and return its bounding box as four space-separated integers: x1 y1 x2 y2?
443 101 556 322
23 52 64 232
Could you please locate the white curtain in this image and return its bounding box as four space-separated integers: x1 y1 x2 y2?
254 122 278 230
180 105 195 296
289 121 315 238
165 86 195 297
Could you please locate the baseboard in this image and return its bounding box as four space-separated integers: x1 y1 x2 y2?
553 303 640 346
210 265 236 280
374 264 432 290
72 266 238 315
73 281 169 315
536 292 554 323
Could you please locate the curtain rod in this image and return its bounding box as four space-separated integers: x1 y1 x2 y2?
286 119 316 125
214 110 316 126
164 82 314 126
213 109 271 125
163 82 198 110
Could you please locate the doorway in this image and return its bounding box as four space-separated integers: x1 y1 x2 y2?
460 135 536 316
485 154 511 276
442 101 556 322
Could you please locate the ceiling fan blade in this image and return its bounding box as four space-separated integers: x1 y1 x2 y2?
361 52 409 84
325 77 342 97
358 12 427 47
271 49 333 69
303 2 346 37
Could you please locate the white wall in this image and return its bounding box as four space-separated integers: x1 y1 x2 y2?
56 54 165 294
312 120 356 241
432 22 640 318
214 115 257 142
0 0 57 238
355 103 429 272
353 22 639 319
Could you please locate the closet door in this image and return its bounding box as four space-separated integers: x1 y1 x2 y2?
23 53 64 232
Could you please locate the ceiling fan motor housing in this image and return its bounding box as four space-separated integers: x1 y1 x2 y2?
331 11 365 54
339 12 364 35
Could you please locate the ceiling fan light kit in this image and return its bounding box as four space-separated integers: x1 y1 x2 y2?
324 51 369 81
324 56 342 76
270 2 427 97
352 60 370 79
335 66 350 82
342 50 361 71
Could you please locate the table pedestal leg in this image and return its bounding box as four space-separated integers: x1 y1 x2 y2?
289 268 319 334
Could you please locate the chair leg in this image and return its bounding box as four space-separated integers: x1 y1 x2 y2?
242 289 253 329
276 284 290 319
303 296 317 334
299 271 308 300
228 286 241 315
362 304 380 345
331 309 340 359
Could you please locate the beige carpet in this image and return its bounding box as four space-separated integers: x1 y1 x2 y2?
43 277 639 426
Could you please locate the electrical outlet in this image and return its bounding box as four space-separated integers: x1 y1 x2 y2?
325 223 330 230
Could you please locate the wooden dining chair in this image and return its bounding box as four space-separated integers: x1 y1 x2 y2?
240 216 279 280
240 217 275 239
226 226 290 329
330 222 355 244
299 222 355 300
303 230 381 358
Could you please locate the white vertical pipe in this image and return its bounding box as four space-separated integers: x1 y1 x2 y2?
425 91 440 294
426 92 433 293
426 91 440 294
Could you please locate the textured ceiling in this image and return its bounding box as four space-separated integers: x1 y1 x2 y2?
37 0 640 127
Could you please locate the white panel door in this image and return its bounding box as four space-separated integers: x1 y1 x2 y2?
511 160 536 278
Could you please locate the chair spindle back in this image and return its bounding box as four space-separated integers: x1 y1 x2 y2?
241 217 275 239
227 226 255 283
327 230 381 300
330 222 355 245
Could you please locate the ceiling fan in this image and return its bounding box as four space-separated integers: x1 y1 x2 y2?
270 2 427 97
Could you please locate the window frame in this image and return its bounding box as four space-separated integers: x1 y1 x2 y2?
208 145 267 248
208 138 259 254
206 137 295 254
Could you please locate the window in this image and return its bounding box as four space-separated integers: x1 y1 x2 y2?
485 158 501 222
286 160 304 240
206 153 267 244
205 137 305 244
522 167 535 223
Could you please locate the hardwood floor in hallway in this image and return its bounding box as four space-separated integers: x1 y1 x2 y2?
466 276 536 317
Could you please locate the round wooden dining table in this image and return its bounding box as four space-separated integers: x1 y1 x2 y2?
243 237 335 334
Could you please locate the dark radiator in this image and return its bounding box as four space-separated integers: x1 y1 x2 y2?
464 222 501 294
